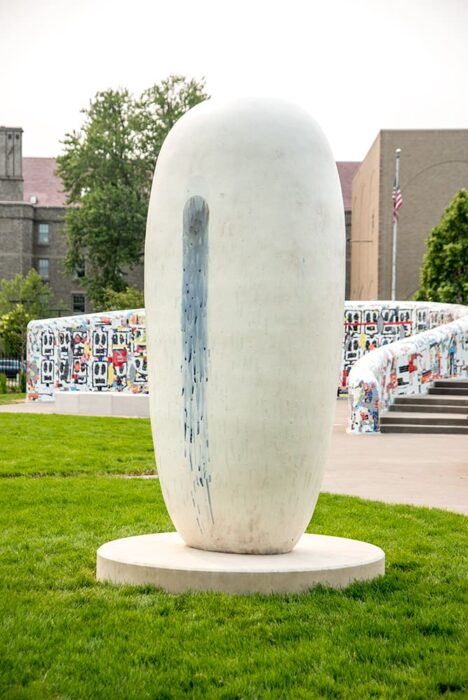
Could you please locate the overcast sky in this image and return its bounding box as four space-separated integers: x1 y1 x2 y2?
1 0 467 161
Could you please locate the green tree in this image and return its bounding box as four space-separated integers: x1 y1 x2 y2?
102 285 144 311
415 189 468 305
135 76 210 183
0 270 55 357
0 305 33 357
0 269 54 318
57 75 209 308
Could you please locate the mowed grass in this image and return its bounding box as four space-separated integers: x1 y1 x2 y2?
0 466 467 698
0 413 156 476
0 392 25 405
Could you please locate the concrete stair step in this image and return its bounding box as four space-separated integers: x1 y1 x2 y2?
428 387 468 396
384 379 468 432
433 379 468 389
381 412 468 426
394 395 468 406
388 403 468 414
380 423 468 434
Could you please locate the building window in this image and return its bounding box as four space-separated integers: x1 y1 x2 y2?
37 258 49 280
38 223 49 244
72 294 86 314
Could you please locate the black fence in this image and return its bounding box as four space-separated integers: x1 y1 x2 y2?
0 355 26 393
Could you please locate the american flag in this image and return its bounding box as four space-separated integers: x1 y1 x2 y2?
392 178 403 222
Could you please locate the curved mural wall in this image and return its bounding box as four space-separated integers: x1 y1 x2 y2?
27 309 147 401
348 307 468 434
27 302 467 404
340 301 467 393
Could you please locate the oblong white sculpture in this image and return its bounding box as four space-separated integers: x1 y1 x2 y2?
145 98 345 554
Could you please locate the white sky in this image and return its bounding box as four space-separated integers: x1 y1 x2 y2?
1 0 467 161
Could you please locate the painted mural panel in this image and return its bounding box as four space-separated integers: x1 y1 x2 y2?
347 312 468 433
339 301 467 394
27 309 147 401
27 301 467 403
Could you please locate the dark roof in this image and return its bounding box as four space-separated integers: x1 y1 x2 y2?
23 157 67 207
22 157 361 211
336 161 360 210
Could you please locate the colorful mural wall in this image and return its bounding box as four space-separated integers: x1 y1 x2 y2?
340 301 467 394
347 310 468 433
27 309 147 401
27 301 468 404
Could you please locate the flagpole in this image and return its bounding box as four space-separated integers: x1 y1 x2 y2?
391 148 401 301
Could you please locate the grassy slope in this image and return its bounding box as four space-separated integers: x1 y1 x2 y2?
0 475 466 699
0 414 156 476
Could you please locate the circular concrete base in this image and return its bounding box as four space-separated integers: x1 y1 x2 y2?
96 533 385 594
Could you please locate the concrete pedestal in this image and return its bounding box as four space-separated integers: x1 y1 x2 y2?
96 532 384 594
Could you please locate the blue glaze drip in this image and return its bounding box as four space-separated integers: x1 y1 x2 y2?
181 196 213 532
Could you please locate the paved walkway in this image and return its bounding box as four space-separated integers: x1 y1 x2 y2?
323 399 468 515
1 398 467 515
0 400 56 414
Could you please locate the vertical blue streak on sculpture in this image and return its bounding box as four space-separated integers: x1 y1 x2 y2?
182 196 213 532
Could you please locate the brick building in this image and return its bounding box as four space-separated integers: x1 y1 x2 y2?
3 124 466 310
0 125 358 311
350 129 468 300
0 126 88 314
337 161 360 299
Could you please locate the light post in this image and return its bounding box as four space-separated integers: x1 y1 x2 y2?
391 148 402 301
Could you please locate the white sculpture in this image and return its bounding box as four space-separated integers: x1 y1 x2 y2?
96 98 384 594
145 97 345 554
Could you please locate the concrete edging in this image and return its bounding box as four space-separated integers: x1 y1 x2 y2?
55 391 149 418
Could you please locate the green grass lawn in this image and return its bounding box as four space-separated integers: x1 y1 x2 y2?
0 392 25 405
0 414 466 698
0 414 156 476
